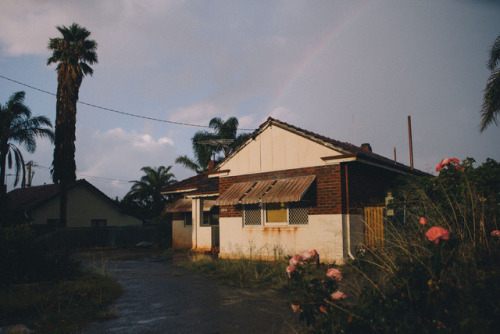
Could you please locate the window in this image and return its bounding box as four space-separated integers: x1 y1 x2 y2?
266 203 287 224
91 219 107 228
243 202 308 226
184 213 192 226
202 207 220 226
244 204 262 226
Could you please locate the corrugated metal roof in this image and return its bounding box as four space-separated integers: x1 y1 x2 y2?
240 180 275 204
215 182 255 206
165 198 217 212
164 198 192 213
261 175 315 203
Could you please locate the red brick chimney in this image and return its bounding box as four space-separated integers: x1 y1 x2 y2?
361 143 372 152
207 160 216 171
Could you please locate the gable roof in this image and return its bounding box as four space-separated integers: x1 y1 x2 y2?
161 172 219 196
7 179 117 212
217 117 427 175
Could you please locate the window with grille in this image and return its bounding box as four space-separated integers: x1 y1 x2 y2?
244 203 309 226
289 203 309 225
244 204 262 226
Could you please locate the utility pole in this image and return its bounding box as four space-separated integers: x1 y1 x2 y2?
408 116 414 170
25 161 35 187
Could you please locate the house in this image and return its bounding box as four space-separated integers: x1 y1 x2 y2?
164 118 426 262
7 179 142 227
162 172 219 251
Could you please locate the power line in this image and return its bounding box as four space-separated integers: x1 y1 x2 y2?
31 164 131 184
0 74 256 131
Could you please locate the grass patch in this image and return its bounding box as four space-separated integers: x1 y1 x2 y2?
179 256 290 290
0 270 122 333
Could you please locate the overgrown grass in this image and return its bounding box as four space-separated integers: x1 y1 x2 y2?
0 268 122 333
179 256 290 290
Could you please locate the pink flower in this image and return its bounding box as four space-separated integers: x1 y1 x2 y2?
301 249 314 261
319 305 327 313
491 230 500 237
286 265 296 278
331 291 347 300
425 226 450 244
326 268 343 281
291 304 300 312
419 217 427 225
436 158 461 172
289 254 301 266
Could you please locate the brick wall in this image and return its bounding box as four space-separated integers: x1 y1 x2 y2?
218 165 343 218
346 162 399 211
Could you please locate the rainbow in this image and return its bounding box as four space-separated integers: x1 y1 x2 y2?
271 0 376 109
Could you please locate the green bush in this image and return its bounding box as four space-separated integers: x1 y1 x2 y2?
289 158 500 333
0 224 79 284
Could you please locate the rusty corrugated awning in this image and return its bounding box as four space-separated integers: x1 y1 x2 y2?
215 181 255 206
165 198 217 212
164 198 192 213
261 175 316 203
240 180 275 204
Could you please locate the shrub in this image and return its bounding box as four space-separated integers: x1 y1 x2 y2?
289 158 500 333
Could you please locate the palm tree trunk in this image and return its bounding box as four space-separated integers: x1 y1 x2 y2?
59 183 67 227
0 141 8 195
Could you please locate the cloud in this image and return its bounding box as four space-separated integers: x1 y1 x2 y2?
74 127 178 199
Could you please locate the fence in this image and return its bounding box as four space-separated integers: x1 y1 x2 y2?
35 224 171 250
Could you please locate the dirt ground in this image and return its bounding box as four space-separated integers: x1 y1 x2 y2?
79 249 302 334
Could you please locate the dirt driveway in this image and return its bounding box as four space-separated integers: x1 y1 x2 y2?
82 254 301 333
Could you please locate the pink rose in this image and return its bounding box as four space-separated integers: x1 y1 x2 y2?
301 250 313 260
286 265 296 278
425 226 450 244
419 217 427 225
289 254 301 266
491 230 500 237
291 304 300 312
436 158 461 172
326 268 343 281
330 291 347 300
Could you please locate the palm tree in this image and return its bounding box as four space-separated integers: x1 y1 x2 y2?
124 166 177 219
47 22 97 224
0 91 54 194
480 35 500 132
175 117 250 173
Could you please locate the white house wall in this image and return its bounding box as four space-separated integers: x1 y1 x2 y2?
221 125 340 176
218 214 346 263
172 219 192 249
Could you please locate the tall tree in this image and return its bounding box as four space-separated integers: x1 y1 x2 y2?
123 166 177 219
47 23 97 225
0 91 54 194
480 35 500 132
175 117 250 173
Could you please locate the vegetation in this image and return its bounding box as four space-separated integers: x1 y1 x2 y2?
47 22 98 225
176 117 250 173
180 256 289 290
0 91 54 194
121 165 176 220
480 34 500 132
183 158 500 333
0 267 121 333
0 223 122 333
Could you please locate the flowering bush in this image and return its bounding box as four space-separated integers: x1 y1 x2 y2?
288 158 500 333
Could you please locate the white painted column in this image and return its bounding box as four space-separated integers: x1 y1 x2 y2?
191 198 203 250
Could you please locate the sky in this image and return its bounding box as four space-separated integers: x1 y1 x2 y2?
1 0 499 199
